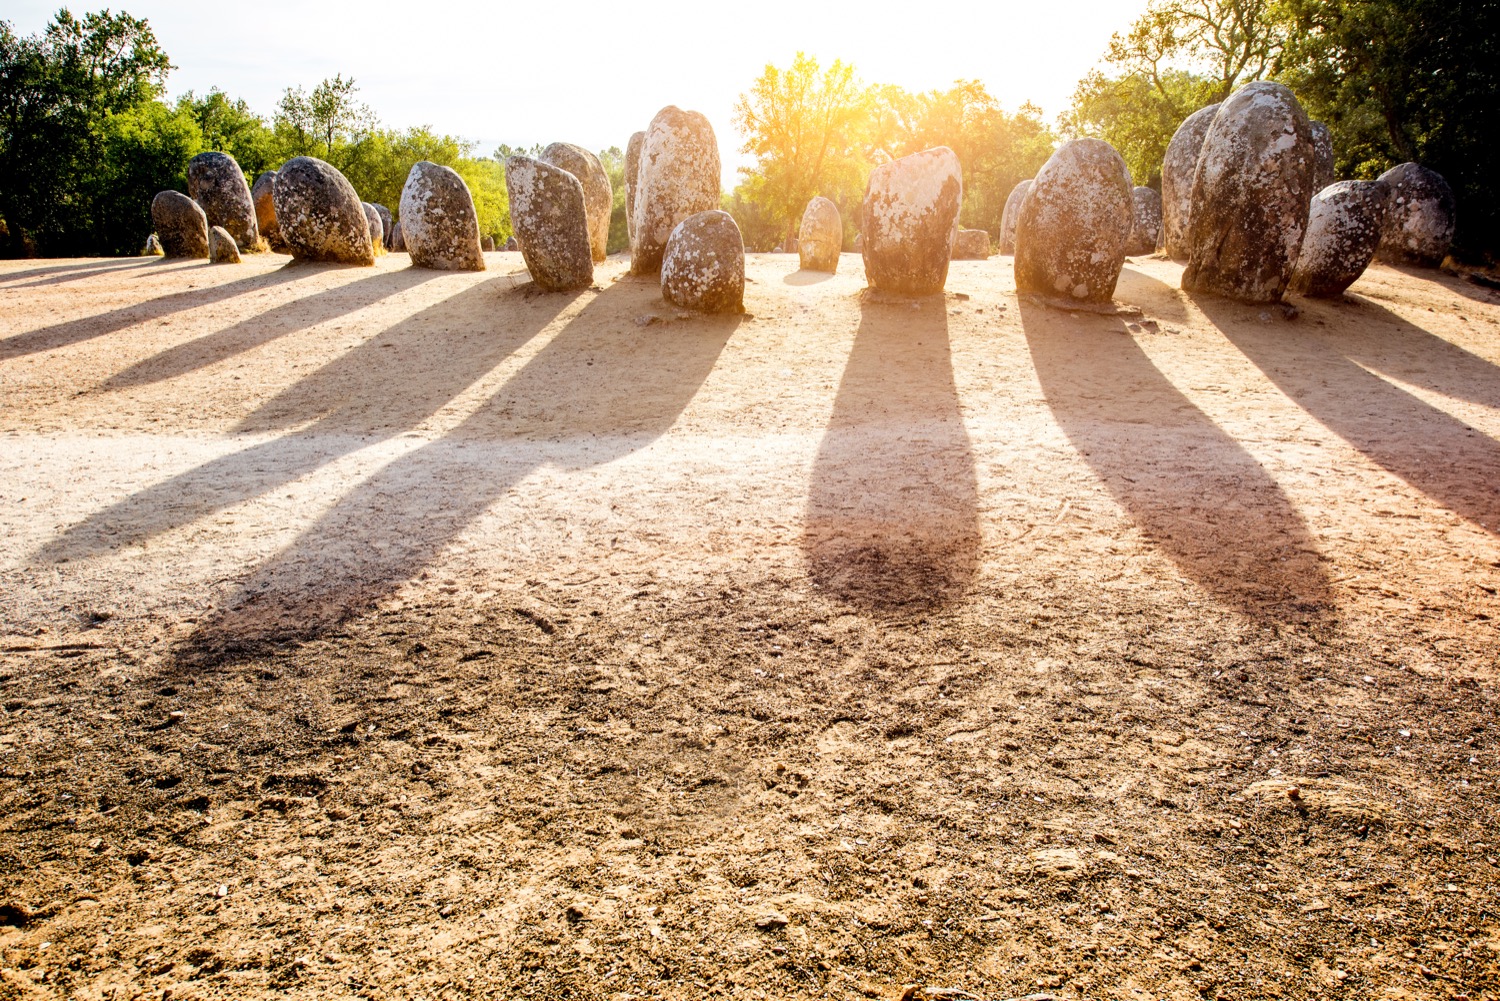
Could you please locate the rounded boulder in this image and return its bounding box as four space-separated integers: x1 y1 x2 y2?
272 157 375 266
399 161 485 271
541 142 612 263
363 202 386 253
1015 139 1134 304
1160 102 1221 260
505 156 593 292
798 196 841 272
150 191 208 258
187 151 261 252
1128 186 1163 255
1182 82 1316 304
1374 162 1456 267
661 210 745 314
998 180 1031 255
631 106 721 275
952 228 991 260
1290 180 1389 298
860 146 963 295
209 225 241 264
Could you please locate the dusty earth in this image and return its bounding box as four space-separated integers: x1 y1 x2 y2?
0 249 1497 1001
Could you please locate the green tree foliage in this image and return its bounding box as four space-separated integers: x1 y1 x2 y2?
599 146 627 255
178 89 273 177
1062 69 1213 185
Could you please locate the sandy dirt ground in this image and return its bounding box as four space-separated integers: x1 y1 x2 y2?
0 249 1497 1001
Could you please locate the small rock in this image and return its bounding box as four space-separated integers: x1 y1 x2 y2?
951 228 991 260
140 234 163 257
150 191 209 258
208 226 241 263
661 210 745 313
481 235 496 252
798 195 841 272
634 313 661 327
754 910 788 930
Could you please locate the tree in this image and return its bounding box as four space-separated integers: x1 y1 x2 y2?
178 89 272 177
1062 68 1214 186
272 74 377 172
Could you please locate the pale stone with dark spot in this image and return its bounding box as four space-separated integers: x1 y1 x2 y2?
1290 180 1389 297
272 157 375 266
661 210 744 314
1014 138 1133 304
505 155 592 291
208 225 241 264
952 228 991 260
399 161 485 272
860 146 963 295
632 107 721 275
1182 82 1315 304
482 235 496 252
1374 162 1456 267
251 171 284 251
541 142 612 263
1128 186 1163 255
999 179 1031 254
150 191 208 258
372 203 393 246
363 202 386 253
389 220 405 253
140 234 163 256
1310 121 1335 194
187 151 261 251
1161 103 1221 260
798 196 841 272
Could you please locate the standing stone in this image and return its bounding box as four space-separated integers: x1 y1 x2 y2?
371 203 393 246
272 156 376 266
208 225 241 264
631 106 721 275
482 235 496 252
853 232 863 251
860 146 963 295
505 155 593 292
150 191 209 258
952 228 991 260
541 143 612 263
389 220 405 252
1128 186 1163 255
251 171 285 251
999 179 1031 254
363 202 387 253
1310 121 1335 194
187 151 261 252
1161 103 1222 260
505 235 519 251
1182 82 1316 304
141 234 163 257
661 210 744 313
798 196 842 272
1374 162 1456 267
1290 180 1389 297
625 130 645 248
399 161 485 272
1014 138 1134 305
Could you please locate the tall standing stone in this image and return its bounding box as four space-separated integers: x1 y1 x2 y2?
251 171 284 251
1161 102 1222 260
661 210 744 313
998 179 1031 254
505 155 593 292
860 146 963 295
399 161 485 271
798 196 842 272
1290 180 1389 297
631 107 721 275
1128 185 1163 255
541 143 612 263
1014 139 1134 305
1374 162 1456 267
187 151 261 252
625 130 645 249
150 191 209 259
389 220 405 253
1309 121 1335 194
272 156 376 266
372 203 393 246
1182 82 1316 304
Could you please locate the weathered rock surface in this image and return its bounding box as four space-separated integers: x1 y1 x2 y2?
1161 103 1221 260
1182 82 1316 304
272 157 375 266
504 235 519 251
505 155 593 291
860 146 963 295
389 220 405 252
209 225 241 264
372 203 393 246
141 234 163 257
251 171 284 251
1375 162 1456 267
363 202 386 252
1128 186 1163 255
798 196 842 272
631 107 721 275
952 228 991 260
1290 180 1389 297
625 131 645 251
1310 121 1335 194
1014 139 1134 304
999 179 1031 254
150 191 209 258
399 161 485 271
482 235 496 252
661 210 744 313
542 142 612 262
187 151 261 251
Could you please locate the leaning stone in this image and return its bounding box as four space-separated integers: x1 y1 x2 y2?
798 196 841 272
209 225 241 264
187 151 262 252
1374 162 1456 267
389 220 405 253
860 146 963 295
1014 138 1133 305
1128 186 1163 255
505 155 593 291
482 235 496 252
661 210 744 313
150 191 209 258
363 202 387 254
625 130 645 248
952 228 991 260
140 234 163 257
505 235 519 251
1182 82 1316 304
1310 121 1335 194
1290 180 1389 298
632 106 721 275
272 157 375 266
999 179 1031 254
542 142 612 263
251 171 284 251
372 203 393 246
400 161 485 272
1161 103 1222 260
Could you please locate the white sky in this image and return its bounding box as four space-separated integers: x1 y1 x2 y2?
10 0 1150 186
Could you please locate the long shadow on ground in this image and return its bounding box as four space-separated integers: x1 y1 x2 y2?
0 258 161 290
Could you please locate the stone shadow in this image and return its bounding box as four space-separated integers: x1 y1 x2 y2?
802 293 980 614
783 269 837 286
0 258 161 290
